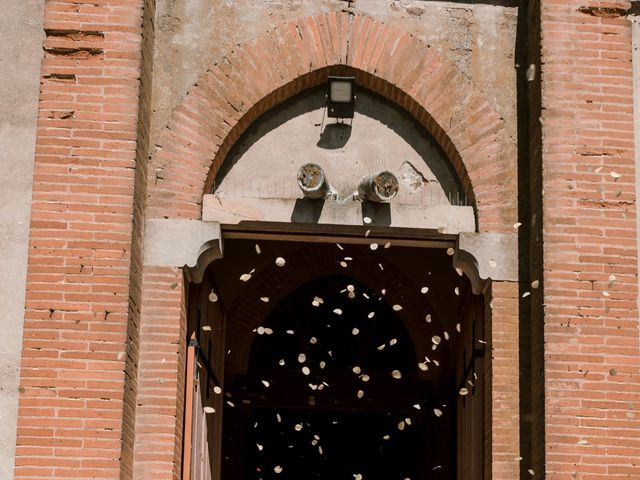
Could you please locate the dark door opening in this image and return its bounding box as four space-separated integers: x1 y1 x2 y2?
184 237 484 480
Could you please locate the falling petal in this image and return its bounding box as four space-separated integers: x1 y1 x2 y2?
255 244 261 254
603 290 610 297
393 304 403 311
459 387 469 396
363 217 372 224
391 370 402 379
577 439 588 445
275 257 286 267
204 406 215 414
444 331 449 340
413 404 421 410
257 326 265 335
365 229 371 237
446 248 455 256
274 466 283 474
357 390 364 399
260 297 269 303
276 413 281 423
434 408 443 417
405 418 412 425
418 362 428 371
298 353 307 363
361 374 370 382
352 366 361 374
397 421 405 431
202 325 212 331
528 469 534 476
344 257 353 261
432 335 441 345
608 274 616 285
333 308 343 315
347 284 355 292
354 474 363 480
362 292 370 299
213 386 222 395
337 243 344 250
454 287 459 295
383 435 390 440
522 291 530 298
425 314 432 323
310 337 318 344
384 242 391 249
368 311 375 319
377 344 386 351
456 323 461 332
514 222 522 229
340 261 348 268
455 267 464 276
279 359 285 366
302 366 311 375
319 361 326 369
381 289 386 295
240 273 252 282
208 290 219 302
262 380 270 388
433 466 442 471
610 171 621 180
286 329 294 335
348 291 356 299
515 456 523 461
257 444 263 451
420 287 429 294
227 401 235 407
531 280 540 289
389 338 398 346
370 243 379 251
352 328 360 335
433 360 440 366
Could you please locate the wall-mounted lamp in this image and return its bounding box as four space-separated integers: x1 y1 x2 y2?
297 163 336 199
327 76 355 119
356 171 399 203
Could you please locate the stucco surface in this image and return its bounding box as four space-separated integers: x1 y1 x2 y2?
0 0 44 478
151 0 518 146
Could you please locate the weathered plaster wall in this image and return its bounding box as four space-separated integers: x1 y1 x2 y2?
0 1 44 478
151 0 518 146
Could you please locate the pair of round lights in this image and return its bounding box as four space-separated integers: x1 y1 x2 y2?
296 163 399 202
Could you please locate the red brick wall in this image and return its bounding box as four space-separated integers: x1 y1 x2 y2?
540 0 640 478
16 1 146 478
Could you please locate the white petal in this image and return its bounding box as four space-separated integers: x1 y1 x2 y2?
363 216 372 224
261 380 270 388
489 259 497 268
459 387 469 396
522 291 530 298
377 344 386 351
208 290 218 302
204 406 215 414
257 443 263 451
413 404 421 410
425 314 432 323
302 366 310 375
347 284 355 292
397 421 405 431
514 222 522 229
531 280 540 289
357 390 364 399
370 243 379 251
274 465 283 474
319 361 326 369
340 261 348 268
352 328 360 335
260 296 269 303
365 229 370 237
389 338 398 346
286 329 294 335
213 386 222 395
444 331 449 341
418 362 428 371
446 248 455 256
352 366 361 374
336 243 344 250
275 257 286 267
456 323 461 332
393 304 403 311
420 286 429 294
278 359 285 366
391 370 402 379
240 273 252 282
361 374 370 382
454 287 459 295
433 408 443 417
431 335 441 345
333 308 343 315
368 311 375 319
255 244 261 254
202 325 212 331
298 353 306 363
384 242 391 249
309 336 317 344
256 326 265 335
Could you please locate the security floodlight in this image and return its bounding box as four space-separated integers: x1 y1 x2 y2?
297 163 336 199
327 76 355 119
356 171 399 203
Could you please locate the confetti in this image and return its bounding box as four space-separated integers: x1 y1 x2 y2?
302 366 310 375
391 370 402 379
203 406 215 414
275 257 286 267
420 287 429 294
298 354 306 363
213 386 222 395
434 408 443 417
459 387 469 396
392 304 403 311
260 296 269 303
363 216 372 224
208 290 218 302
255 244 261 254
370 243 379 251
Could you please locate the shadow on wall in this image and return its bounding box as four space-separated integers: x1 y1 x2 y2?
212 85 463 200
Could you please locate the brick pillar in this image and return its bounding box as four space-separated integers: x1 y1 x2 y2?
540 0 640 478
15 1 146 478
486 281 521 480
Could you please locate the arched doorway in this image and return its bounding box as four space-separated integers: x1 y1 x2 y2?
184 237 484 480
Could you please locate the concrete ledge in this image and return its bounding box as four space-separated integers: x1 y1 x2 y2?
454 232 518 294
202 194 476 234
144 219 222 282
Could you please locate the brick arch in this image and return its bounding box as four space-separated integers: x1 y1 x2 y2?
148 12 516 232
